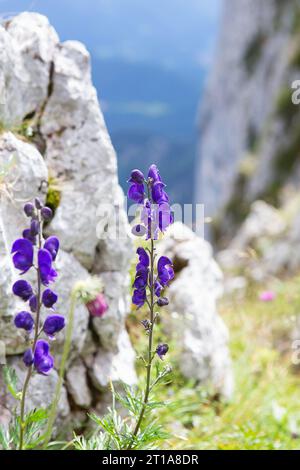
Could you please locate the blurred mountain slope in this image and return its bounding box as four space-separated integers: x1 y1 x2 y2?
197 0 300 245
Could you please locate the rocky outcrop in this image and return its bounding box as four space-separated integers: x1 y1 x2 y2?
158 223 234 399
196 0 300 244
0 13 135 427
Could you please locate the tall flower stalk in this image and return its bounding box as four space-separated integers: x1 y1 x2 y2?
127 165 174 447
11 199 64 450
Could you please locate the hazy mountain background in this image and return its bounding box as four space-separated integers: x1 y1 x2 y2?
0 0 221 205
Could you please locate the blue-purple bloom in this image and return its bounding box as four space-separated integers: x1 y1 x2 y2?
29 295 38 313
12 280 33 301
11 238 33 274
23 348 34 367
14 311 34 332
128 169 145 184
38 249 57 285
42 289 58 308
44 236 59 261
156 343 169 360
33 340 54 375
43 315 65 339
157 256 174 287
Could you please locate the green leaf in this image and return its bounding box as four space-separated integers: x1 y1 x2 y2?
2 366 20 401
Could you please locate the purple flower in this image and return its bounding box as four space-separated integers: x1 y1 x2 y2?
154 280 163 297
30 219 40 236
41 206 53 221
12 280 33 301
136 247 149 270
128 183 145 203
23 349 34 367
11 238 33 274
33 340 54 375
157 297 169 307
148 164 162 183
22 228 36 245
156 343 169 360
157 256 174 287
24 202 35 217
128 169 145 184
38 249 57 286
44 236 59 261
29 295 38 313
43 315 65 339
151 181 169 205
14 311 34 332
86 293 108 317
42 289 58 308
157 202 173 232
132 289 147 308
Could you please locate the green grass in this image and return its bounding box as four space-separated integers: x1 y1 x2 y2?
128 275 300 450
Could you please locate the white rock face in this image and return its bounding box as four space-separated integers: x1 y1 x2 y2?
158 223 233 399
0 13 135 429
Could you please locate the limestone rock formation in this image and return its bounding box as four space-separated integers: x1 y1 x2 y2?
158 223 234 399
0 12 136 427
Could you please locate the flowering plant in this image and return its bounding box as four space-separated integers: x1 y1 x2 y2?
2 198 64 450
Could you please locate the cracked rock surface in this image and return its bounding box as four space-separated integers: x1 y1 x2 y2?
0 13 136 429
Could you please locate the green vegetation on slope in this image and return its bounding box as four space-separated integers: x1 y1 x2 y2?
128 275 300 450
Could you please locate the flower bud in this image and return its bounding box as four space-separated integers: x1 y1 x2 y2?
29 295 38 313
128 169 145 184
35 197 43 209
156 343 169 360
30 219 40 236
41 206 53 221
12 280 33 301
43 315 65 338
157 297 169 307
86 293 108 317
24 202 35 217
23 349 34 367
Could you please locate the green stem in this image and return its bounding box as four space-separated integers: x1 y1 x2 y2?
128 238 155 449
43 289 77 448
19 214 43 450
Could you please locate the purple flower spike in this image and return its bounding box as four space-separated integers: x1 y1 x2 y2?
23 349 34 367
43 315 65 338
12 280 33 301
128 183 145 203
29 295 38 313
128 169 145 184
156 343 169 360
42 289 58 308
44 236 59 261
14 311 34 332
34 340 54 375
38 249 57 286
11 238 33 274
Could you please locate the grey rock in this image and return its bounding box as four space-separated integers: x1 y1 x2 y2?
66 358 92 408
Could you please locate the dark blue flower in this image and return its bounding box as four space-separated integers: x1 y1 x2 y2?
42 289 58 308
44 236 59 261
136 247 149 270
43 315 65 339
22 228 36 245
151 181 169 205
38 249 57 286
157 297 169 307
154 280 163 297
156 343 169 360
132 289 147 308
157 256 174 287
33 340 54 375
23 348 34 367
158 202 173 232
148 164 161 183
12 280 33 301
128 169 145 184
29 295 38 313
11 238 33 274
30 219 40 236
128 183 145 203
14 311 34 332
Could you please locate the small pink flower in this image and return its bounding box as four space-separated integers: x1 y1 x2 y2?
259 291 276 302
86 293 108 317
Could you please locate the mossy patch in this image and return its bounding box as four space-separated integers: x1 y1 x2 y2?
45 176 61 215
